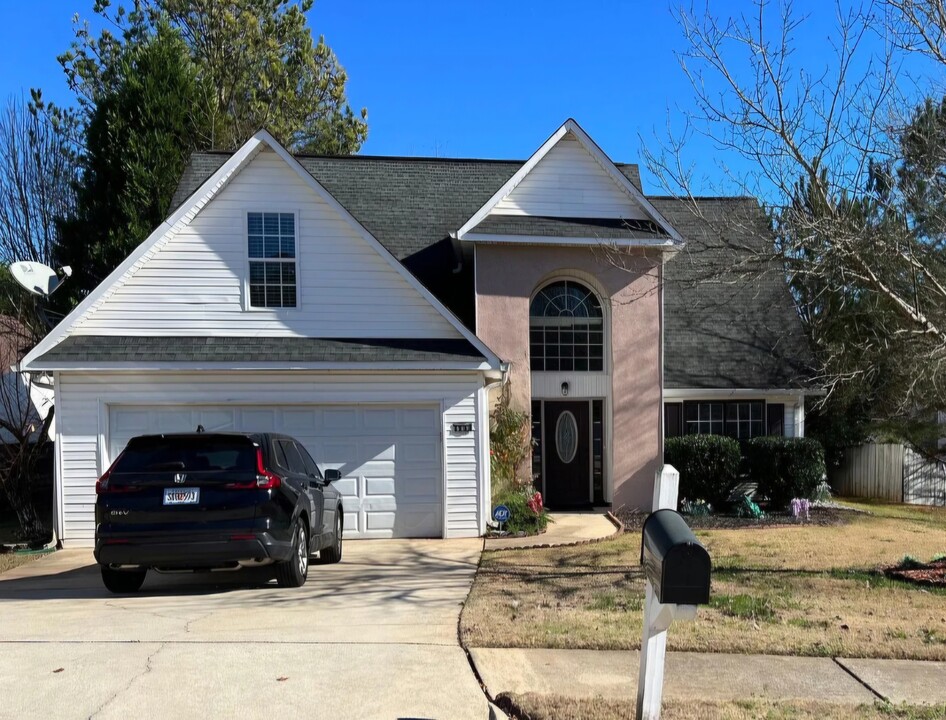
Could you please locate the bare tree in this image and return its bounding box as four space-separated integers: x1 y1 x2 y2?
0 95 78 267
638 0 946 440
0 312 53 541
0 95 75 541
887 0 946 64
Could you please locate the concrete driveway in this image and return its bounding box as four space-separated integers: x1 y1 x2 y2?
0 539 490 720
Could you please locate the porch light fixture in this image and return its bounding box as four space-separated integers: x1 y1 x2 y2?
561 381 569 397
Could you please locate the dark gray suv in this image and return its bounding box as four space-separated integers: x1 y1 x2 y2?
94 432 344 593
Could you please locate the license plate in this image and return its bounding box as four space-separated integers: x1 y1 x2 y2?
163 488 200 505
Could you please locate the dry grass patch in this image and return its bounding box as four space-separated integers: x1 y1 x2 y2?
838 500 946 525
0 551 42 575
697 515 946 572
462 533 645 649
674 569 946 659
460 501 946 659
498 694 946 720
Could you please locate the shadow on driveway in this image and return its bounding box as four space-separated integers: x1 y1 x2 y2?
0 540 483 608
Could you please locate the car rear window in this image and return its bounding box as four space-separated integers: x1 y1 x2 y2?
113 437 257 473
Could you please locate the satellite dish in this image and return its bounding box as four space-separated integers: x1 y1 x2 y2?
8 262 72 298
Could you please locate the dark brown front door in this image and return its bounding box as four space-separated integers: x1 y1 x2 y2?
543 401 590 507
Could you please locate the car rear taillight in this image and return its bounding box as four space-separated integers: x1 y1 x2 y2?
95 452 133 494
225 449 282 489
255 448 282 489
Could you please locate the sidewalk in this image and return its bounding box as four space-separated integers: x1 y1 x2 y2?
484 512 618 550
469 648 946 706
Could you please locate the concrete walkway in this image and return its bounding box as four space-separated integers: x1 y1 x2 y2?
0 542 494 720
485 511 618 550
470 647 946 706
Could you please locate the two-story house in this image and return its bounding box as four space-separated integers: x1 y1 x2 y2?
22 120 812 546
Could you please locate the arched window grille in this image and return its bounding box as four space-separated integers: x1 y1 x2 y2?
529 280 604 372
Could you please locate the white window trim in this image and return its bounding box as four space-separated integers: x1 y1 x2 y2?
243 208 302 313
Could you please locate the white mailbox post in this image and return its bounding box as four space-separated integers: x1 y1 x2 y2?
636 464 708 720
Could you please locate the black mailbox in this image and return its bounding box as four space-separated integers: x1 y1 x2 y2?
640 509 711 605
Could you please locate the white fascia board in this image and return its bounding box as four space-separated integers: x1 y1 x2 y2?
21 137 266 372
663 388 823 399
255 131 504 371
23 361 495 373
455 118 687 246
462 233 677 248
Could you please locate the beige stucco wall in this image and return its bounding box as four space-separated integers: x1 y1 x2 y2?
475 244 662 510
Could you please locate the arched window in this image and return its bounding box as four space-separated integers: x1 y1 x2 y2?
530 280 604 372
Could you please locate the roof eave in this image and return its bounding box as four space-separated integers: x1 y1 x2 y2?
461 233 681 249
25 360 495 373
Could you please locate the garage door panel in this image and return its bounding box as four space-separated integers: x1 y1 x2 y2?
402 408 439 430
399 438 440 463
343 509 361 534
366 512 396 531
317 439 357 460
279 409 317 433
111 409 150 435
197 410 236 432
365 477 395 496
396 505 441 535
360 441 396 462
401 479 439 499
321 407 358 433
108 403 442 539
333 476 359 498
156 409 195 432
240 409 276 431
363 407 398 430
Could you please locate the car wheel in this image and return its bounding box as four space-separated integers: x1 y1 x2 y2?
315 511 343 565
276 517 308 588
101 566 147 594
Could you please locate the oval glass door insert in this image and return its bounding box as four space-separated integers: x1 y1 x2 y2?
555 410 579 464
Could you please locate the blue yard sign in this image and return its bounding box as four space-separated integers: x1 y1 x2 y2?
492 504 511 524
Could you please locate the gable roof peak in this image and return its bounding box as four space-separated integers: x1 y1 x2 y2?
454 118 685 245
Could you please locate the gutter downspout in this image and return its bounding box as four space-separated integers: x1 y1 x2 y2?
481 376 504 535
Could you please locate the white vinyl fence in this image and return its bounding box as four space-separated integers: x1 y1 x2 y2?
833 443 946 506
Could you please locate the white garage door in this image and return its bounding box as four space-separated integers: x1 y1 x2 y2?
107 404 443 539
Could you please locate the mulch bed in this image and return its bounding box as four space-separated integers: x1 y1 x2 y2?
884 559 946 588
615 505 855 532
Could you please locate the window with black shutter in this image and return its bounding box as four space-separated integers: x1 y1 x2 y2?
664 403 683 438
766 403 785 436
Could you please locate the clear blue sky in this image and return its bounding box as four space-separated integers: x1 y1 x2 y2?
0 1 931 194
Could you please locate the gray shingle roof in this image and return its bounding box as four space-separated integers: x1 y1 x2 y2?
652 197 814 389
170 153 644 260
35 336 485 366
168 151 812 390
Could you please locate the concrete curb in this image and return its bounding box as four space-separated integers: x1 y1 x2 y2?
485 512 623 553
469 648 946 708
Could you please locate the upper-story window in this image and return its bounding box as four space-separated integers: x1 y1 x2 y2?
529 280 604 371
248 212 296 308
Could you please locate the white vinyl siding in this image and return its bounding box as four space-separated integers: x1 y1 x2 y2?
55 371 484 545
69 149 461 339
491 134 649 219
